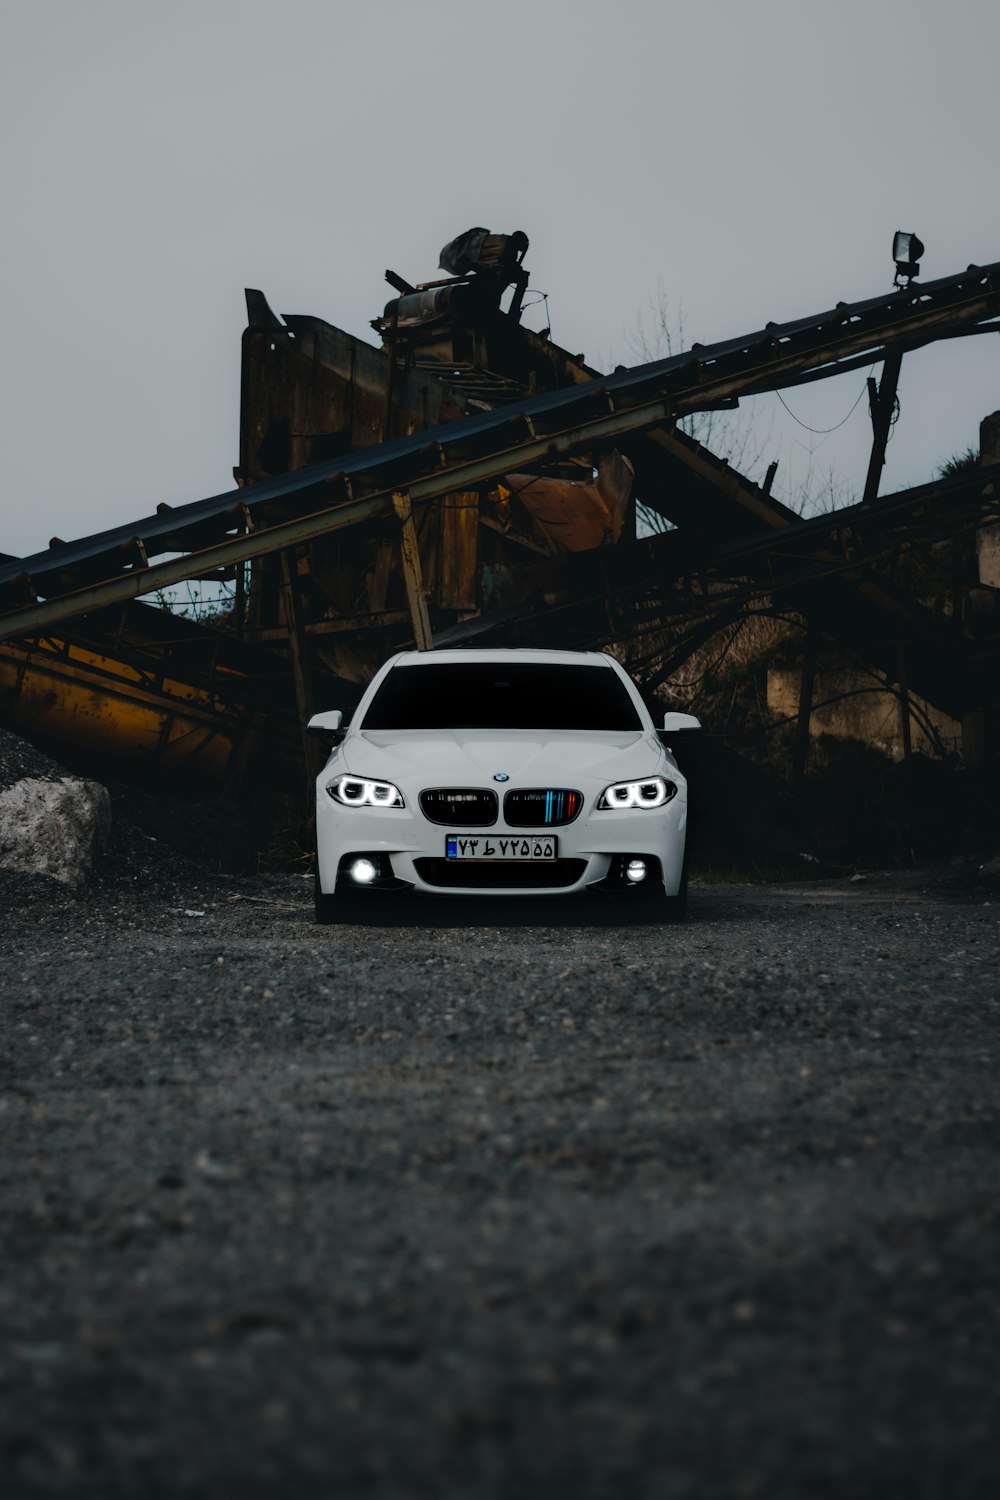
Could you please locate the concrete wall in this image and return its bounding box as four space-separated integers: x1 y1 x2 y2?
767 663 962 761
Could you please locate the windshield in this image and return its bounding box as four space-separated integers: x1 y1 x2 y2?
361 662 643 731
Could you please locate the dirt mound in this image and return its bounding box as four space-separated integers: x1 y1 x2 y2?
0 725 68 789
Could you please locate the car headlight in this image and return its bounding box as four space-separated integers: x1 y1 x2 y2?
326 774 405 808
597 777 677 810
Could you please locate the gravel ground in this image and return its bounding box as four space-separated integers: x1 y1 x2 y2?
1 853 999 1499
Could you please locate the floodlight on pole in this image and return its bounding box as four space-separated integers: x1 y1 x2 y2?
893 231 925 287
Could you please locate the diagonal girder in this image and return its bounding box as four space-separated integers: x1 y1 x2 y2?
432 462 1000 719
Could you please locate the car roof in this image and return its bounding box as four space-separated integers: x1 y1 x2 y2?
386 649 617 667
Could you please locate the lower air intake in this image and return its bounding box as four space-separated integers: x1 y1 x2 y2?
414 858 587 890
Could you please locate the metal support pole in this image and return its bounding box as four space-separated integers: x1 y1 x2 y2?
392 492 433 650
897 642 912 761
234 515 246 640
279 549 322 786
861 349 903 505
792 627 818 780
382 310 399 444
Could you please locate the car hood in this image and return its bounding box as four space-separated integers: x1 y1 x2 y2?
339 729 670 786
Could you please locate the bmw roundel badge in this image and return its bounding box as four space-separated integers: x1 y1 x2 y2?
493 772 510 782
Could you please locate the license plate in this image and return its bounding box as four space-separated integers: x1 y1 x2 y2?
446 834 558 861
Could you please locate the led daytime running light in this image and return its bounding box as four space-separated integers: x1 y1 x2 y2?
328 774 404 808
598 777 676 810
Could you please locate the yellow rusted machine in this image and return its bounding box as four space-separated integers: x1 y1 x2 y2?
0 600 312 792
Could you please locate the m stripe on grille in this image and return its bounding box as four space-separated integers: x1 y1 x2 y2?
504 789 581 827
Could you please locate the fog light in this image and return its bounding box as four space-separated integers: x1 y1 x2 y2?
626 859 647 883
350 858 377 884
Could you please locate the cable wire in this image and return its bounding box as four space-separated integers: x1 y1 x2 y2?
774 373 873 434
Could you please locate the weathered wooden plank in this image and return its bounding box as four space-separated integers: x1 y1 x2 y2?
392 492 433 650
437 491 479 610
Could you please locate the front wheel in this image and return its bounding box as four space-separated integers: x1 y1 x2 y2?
643 859 688 924
315 869 347 925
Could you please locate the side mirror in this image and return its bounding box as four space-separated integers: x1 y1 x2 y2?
658 711 701 751
662 712 701 733
307 709 348 741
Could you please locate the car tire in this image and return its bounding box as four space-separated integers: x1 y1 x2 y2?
314 869 346 925
645 858 688 923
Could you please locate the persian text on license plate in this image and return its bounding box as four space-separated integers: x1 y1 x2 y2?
445 835 558 861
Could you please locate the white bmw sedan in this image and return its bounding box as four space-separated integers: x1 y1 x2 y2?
309 648 699 923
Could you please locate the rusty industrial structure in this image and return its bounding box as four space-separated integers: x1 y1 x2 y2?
1 230 998 789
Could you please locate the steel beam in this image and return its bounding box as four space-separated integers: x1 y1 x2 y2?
0 492 395 642
279 549 320 782
861 349 904 505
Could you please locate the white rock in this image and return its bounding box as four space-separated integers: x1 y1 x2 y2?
0 776 111 885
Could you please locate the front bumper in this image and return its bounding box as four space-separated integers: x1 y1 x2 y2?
316 788 688 898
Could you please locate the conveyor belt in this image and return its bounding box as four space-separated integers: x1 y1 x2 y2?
1 259 998 640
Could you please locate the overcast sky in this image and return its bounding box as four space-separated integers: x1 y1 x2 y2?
1 0 997 559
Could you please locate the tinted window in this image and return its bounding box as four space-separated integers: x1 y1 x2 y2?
362 663 642 731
